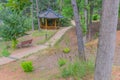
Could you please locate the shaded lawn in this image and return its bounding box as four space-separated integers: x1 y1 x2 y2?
31 30 57 44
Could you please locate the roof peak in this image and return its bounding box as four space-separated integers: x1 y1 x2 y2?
39 9 63 19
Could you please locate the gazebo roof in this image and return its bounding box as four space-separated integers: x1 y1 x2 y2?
39 9 63 19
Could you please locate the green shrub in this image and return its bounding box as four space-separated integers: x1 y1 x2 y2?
92 14 100 21
0 9 27 48
58 58 67 67
2 48 10 57
63 48 70 54
60 60 94 79
21 61 34 72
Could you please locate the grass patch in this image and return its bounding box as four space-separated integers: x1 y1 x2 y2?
32 30 57 37
55 30 69 47
59 59 94 80
2 48 10 57
0 41 11 57
32 30 57 44
0 41 6 48
54 35 63 47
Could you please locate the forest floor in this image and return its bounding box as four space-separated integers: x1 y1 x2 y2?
0 28 120 80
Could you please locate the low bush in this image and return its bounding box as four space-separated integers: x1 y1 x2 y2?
58 58 67 67
2 48 10 57
63 48 70 54
92 14 100 21
21 61 34 72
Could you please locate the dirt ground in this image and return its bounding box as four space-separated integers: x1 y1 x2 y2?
0 28 79 80
0 28 120 80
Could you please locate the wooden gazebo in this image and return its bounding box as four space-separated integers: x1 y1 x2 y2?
39 9 63 29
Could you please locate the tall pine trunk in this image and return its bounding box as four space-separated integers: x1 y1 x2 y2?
36 0 41 31
94 0 119 80
31 0 34 31
87 2 94 41
59 0 63 13
84 0 88 41
71 0 86 60
84 0 88 28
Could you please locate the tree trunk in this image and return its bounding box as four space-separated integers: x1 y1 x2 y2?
31 0 34 31
59 0 63 13
94 0 119 80
71 0 86 60
87 3 94 41
36 0 41 31
89 4 94 24
84 0 88 27
84 0 88 41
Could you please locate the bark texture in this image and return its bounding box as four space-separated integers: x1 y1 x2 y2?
71 0 86 60
94 0 120 80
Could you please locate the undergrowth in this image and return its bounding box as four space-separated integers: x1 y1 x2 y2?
59 58 94 80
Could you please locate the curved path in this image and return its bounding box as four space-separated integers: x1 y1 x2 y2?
0 27 72 66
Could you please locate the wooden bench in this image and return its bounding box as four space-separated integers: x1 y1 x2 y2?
17 39 33 48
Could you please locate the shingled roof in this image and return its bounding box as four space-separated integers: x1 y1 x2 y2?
39 8 63 19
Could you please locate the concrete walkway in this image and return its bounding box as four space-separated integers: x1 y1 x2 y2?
0 27 72 66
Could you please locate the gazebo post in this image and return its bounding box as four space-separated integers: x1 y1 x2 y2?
45 18 48 39
55 19 57 29
40 18 42 28
58 19 60 29
45 18 48 29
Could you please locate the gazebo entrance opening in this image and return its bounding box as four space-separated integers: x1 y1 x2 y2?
40 18 58 29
